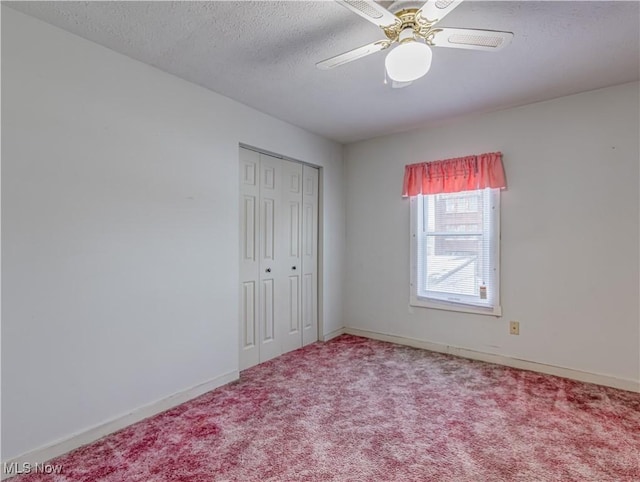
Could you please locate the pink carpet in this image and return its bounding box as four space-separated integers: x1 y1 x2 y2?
12 335 640 481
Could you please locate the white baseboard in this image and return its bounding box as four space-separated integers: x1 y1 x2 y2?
345 328 640 393
1 370 239 480
321 327 346 342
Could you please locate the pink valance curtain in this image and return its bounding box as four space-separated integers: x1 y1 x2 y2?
402 151 506 197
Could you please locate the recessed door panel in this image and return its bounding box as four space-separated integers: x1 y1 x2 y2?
288 275 300 334
263 198 275 260
262 278 275 341
304 176 314 196
243 162 257 186
242 281 256 347
304 204 313 257
289 171 301 194
302 273 313 330
263 166 275 190
289 203 300 258
243 196 256 261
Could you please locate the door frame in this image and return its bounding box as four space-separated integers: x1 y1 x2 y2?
238 143 324 352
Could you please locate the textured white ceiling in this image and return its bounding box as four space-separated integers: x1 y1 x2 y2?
6 1 640 143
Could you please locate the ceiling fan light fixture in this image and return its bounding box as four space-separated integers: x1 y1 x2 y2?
384 40 433 82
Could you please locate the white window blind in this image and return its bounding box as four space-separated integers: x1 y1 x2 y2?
410 188 501 315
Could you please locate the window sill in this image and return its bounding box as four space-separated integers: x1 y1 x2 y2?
410 296 502 317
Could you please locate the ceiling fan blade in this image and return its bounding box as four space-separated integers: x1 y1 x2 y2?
430 28 513 51
417 0 464 25
336 0 401 28
317 41 390 70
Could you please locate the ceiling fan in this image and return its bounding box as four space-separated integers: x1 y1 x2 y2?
317 0 513 87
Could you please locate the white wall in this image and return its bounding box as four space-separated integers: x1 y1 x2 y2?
344 82 639 385
1 7 345 461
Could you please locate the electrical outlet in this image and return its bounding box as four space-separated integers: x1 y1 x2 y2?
509 321 520 335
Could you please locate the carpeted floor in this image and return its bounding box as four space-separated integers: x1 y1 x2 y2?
12 335 640 481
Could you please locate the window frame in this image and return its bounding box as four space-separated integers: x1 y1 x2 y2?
409 189 502 317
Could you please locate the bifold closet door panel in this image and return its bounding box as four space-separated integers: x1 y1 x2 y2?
258 153 286 363
280 160 304 354
239 147 260 370
301 165 319 347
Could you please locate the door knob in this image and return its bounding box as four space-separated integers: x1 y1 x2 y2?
265 268 271 273
292 266 297 270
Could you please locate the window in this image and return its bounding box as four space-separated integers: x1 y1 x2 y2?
410 188 501 316
445 195 479 213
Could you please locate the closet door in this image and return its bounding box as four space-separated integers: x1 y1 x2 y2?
239 148 318 370
257 153 285 363
239 148 260 370
301 165 319 346
280 160 303 354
